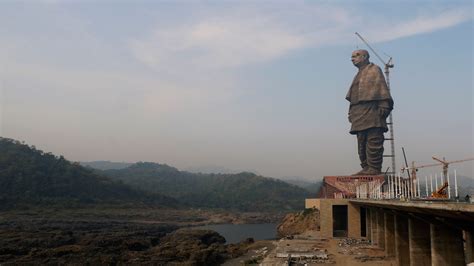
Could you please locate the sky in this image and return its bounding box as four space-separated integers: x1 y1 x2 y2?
0 0 473 180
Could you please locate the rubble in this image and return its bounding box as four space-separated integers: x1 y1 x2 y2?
337 238 386 262
274 246 333 265
337 238 372 255
276 250 328 259
354 255 386 262
338 238 370 247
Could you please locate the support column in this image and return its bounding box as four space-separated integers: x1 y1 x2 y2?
371 208 378 246
395 214 410 266
367 209 372 242
377 210 385 250
465 230 474 264
408 218 431 266
430 224 465 266
384 212 395 257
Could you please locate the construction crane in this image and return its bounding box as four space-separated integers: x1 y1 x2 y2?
401 157 474 181
400 159 439 198
401 157 474 198
431 156 474 178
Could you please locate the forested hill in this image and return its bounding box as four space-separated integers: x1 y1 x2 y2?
102 162 311 211
0 138 177 208
81 161 132 170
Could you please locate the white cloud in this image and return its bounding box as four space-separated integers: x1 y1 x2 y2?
130 6 472 71
130 17 308 70
368 9 472 43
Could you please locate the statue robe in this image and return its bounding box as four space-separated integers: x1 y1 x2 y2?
346 63 393 135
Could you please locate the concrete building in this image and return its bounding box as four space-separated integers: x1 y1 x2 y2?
305 198 474 265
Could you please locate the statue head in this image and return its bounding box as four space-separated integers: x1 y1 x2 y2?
351 49 370 68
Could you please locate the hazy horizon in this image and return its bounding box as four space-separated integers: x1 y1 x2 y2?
1 1 473 180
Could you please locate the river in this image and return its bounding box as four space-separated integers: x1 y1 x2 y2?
194 223 278 244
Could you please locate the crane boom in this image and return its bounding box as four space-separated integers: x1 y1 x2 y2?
355 32 388 67
401 162 442 171
402 157 474 171
432 157 474 165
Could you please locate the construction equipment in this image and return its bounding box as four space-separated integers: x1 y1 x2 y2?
401 161 437 183
401 156 474 198
401 156 474 182
431 156 473 179
431 181 449 198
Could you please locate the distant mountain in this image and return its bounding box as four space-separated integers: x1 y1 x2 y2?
81 161 133 170
281 178 322 195
185 165 259 175
453 175 474 198
102 162 311 211
0 138 177 208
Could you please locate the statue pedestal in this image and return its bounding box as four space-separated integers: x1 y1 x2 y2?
317 175 385 199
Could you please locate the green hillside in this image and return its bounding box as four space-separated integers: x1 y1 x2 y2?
102 162 311 211
0 138 177 208
283 178 322 195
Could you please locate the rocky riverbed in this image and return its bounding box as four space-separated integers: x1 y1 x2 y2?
0 206 280 265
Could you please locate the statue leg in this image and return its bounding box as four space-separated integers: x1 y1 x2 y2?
357 131 368 169
366 128 384 174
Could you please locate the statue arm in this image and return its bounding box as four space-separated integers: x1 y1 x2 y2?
348 107 352 123
378 100 392 118
378 100 391 109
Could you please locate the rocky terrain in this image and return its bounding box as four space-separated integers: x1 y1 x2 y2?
0 207 270 265
0 218 177 264
276 208 320 237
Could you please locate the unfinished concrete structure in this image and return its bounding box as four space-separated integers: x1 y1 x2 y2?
305 198 474 265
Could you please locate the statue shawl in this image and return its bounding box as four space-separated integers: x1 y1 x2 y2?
346 63 393 109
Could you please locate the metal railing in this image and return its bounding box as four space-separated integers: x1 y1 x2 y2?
355 169 467 201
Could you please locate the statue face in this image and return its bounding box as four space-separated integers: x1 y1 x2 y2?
351 50 368 67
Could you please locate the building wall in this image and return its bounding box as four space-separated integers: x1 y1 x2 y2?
305 198 320 210
307 199 361 238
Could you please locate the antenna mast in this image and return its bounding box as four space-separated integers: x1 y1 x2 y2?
355 32 396 175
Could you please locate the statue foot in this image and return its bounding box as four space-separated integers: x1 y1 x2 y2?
364 167 382 175
352 168 369 176
352 167 381 176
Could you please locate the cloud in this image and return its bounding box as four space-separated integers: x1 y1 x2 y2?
130 17 308 70
368 9 472 43
130 5 472 71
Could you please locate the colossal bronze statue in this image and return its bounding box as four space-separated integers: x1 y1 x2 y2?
346 49 393 175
